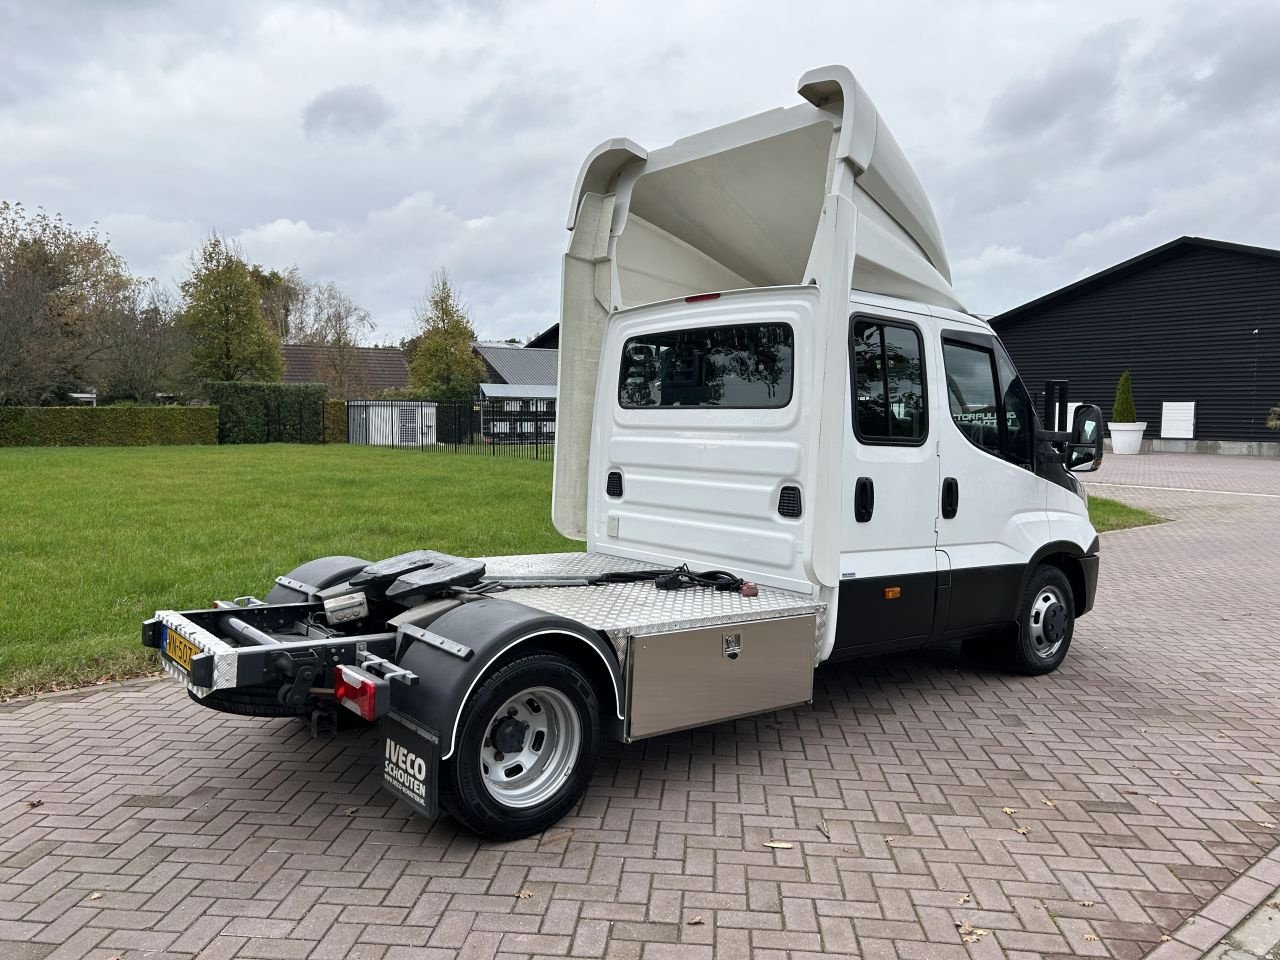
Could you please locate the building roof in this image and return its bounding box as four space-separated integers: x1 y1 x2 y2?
991 236 1280 328
281 344 409 395
526 323 560 349
472 342 558 386
480 383 558 400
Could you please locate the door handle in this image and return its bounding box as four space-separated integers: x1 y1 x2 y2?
854 476 874 523
942 477 959 519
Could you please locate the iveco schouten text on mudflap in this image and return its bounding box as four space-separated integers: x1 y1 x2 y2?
145 66 1105 840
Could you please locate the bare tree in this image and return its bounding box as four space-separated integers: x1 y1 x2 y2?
292 281 375 397
88 283 192 401
250 265 308 342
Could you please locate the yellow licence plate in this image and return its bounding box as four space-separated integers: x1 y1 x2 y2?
164 628 200 672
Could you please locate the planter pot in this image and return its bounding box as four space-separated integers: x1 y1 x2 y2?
1108 421 1147 455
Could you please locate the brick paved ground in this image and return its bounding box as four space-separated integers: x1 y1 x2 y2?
1 453 1278 960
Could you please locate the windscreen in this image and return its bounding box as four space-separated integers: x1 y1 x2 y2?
618 322 794 409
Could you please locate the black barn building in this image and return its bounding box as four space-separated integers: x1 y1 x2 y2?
991 237 1280 447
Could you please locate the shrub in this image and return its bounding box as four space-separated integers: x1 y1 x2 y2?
324 399 348 443
0 406 218 447
435 399 481 445
1111 370 1137 423
205 381 327 444
1268 405 1280 431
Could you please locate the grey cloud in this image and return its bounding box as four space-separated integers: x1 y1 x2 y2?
983 24 1130 144
1096 4 1280 169
1158 3 1280 112
302 84 395 138
3 0 1276 340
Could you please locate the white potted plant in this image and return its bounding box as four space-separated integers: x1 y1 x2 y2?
1107 370 1146 454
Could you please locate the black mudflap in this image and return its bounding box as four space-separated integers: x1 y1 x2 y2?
380 710 441 819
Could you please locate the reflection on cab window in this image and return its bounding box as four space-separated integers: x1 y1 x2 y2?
618 323 794 408
994 346 1036 467
851 319 927 443
943 338 1038 469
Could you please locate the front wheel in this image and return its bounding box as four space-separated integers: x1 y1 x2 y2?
439 653 601 840
1008 564 1075 675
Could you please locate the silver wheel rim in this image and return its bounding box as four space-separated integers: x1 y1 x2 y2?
479 686 581 809
1028 585 1068 659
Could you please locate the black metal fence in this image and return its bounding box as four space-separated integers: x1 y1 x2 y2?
346 399 556 459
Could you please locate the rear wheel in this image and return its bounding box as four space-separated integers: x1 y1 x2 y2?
440 653 601 840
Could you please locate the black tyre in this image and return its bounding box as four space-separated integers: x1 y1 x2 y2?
189 683 306 717
188 683 372 730
440 653 601 841
1007 564 1075 675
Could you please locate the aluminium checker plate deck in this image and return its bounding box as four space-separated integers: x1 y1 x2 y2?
476 552 826 656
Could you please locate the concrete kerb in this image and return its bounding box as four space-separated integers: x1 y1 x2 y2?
1142 845 1280 959
0 673 165 713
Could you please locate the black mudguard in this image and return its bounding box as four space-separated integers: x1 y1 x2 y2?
391 597 623 764
1021 537 1101 617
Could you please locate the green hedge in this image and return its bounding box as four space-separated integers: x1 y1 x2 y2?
205 381 327 444
0 406 218 447
324 399 347 443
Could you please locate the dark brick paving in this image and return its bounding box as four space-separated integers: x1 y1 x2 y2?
1 453 1277 959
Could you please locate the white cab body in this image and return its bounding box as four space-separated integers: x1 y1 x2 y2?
553 66 1100 666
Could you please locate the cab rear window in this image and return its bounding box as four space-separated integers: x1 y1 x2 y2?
618 323 794 408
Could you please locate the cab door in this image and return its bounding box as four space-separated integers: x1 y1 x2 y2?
933 325 1049 633
833 308 941 656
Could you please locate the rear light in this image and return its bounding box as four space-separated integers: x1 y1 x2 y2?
333 664 389 721
685 292 721 302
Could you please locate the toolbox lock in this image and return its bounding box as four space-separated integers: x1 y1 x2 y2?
723 633 742 661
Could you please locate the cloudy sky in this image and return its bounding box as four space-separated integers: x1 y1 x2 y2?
2 0 1278 342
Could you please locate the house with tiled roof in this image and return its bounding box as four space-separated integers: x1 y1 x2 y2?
282 344 409 398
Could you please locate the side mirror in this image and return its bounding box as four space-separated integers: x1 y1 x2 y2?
1068 404 1104 472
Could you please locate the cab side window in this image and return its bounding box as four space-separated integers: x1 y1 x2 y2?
942 341 1001 456
995 346 1036 468
851 318 928 444
943 337 1037 469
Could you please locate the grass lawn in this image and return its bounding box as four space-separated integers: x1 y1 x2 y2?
1088 495 1163 533
0 445 1163 698
0 445 577 699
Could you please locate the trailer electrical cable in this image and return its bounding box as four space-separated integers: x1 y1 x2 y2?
482 564 750 594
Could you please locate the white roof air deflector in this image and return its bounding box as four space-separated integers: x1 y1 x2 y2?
552 65 961 541
616 119 832 306
567 139 646 230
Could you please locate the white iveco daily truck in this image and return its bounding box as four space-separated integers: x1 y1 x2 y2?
145 66 1105 839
